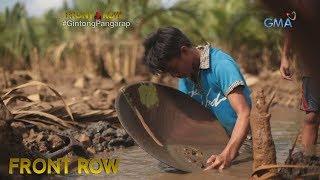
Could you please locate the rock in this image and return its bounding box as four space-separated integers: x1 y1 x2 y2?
95 143 104 152
116 128 128 138
93 133 101 139
22 132 29 139
63 129 80 138
25 141 38 152
102 128 116 137
92 135 103 144
38 142 48 153
124 137 135 147
48 134 64 149
27 129 39 141
92 137 99 145
95 125 104 133
102 136 112 142
78 133 91 147
85 128 95 138
116 128 126 136
35 132 45 143
87 147 96 154
108 138 125 147
10 122 28 136
101 141 108 148
86 121 110 134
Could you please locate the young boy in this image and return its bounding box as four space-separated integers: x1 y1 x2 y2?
142 27 252 170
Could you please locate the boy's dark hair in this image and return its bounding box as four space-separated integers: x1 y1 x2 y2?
142 27 192 74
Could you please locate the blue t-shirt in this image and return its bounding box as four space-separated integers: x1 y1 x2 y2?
178 47 252 134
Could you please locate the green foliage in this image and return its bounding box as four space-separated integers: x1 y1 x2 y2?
0 0 282 74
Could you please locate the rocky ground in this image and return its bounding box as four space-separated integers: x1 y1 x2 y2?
0 69 177 165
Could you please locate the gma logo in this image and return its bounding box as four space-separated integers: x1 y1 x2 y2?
264 18 293 28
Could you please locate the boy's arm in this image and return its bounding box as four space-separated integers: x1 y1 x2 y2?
204 59 250 170
205 86 250 170
280 32 293 80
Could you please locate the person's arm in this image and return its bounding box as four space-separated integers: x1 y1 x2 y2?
204 86 250 170
204 58 251 171
280 32 293 80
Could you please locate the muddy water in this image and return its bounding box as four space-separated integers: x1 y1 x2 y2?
81 105 319 179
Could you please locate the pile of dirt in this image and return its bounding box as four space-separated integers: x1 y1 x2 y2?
279 151 320 179
9 121 134 158
64 121 134 154
21 128 65 154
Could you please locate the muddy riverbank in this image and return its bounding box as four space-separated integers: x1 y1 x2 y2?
1 70 319 179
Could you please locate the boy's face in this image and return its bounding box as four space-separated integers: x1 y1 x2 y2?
166 46 196 78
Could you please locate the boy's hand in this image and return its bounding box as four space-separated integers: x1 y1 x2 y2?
280 57 293 80
203 86 250 172
203 148 237 171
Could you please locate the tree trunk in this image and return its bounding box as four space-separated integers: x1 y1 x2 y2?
250 89 277 176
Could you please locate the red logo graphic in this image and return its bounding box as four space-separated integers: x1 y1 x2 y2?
94 11 102 20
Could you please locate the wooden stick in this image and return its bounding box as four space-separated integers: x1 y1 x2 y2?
288 131 300 163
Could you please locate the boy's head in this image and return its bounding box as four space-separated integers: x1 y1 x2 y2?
142 27 199 78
